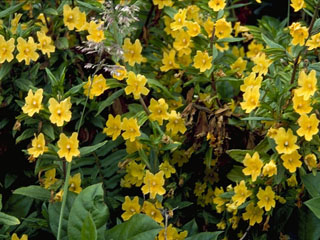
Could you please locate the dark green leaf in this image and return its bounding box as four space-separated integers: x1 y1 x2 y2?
79 140 108 156
45 68 59 87
227 165 245 182
95 89 124 116
185 231 223 240
301 173 320 198
13 185 51 201
0 212 20 226
304 196 320 219
226 149 255 163
0 1 25 18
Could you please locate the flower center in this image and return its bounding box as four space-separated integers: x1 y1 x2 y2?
129 128 135 132
168 61 172 65
37 144 41 149
152 181 156 186
70 183 75 188
202 59 206 64
116 71 121 77
174 119 179 124
57 109 61 115
151 211 155 216
24 48 30 54
157 109 162 114
182 38 186 43
284 141 289 147
130 208 135 212
33 100 37 106
66 144 71 150
178 18 182 23
308 83 312 89
68 15 73 21
130 50 135 54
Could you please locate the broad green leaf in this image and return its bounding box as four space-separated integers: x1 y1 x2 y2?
55 37 69 50
16 128 35 144
301 173 320 198
226 149 255 163
227 165 245 182
79 140 108 156
81 213 97 240
0 62 12 81
185 231 223 240
0 1 25 18
182 219 198 237
68 183 109 240
298 206 320 240
13 185 51 201
0 212 20 226
95 89 124 116
105 214 162 240
304 197 320 219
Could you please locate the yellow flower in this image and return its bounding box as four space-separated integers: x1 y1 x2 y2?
215 18 232 39
43 168 58 189
69 173 82 194
141 170 166 199
297 114 319 141
160 49 179 72
252 53 272 76
87 21 105 43
240 86 260 113
36 31 55 57
166 110 187 135
208 0 226 11
27 133 48 158
186 21 200 37
257 186 276 211
103 114 122 140
173 29 191 51
256 0 262 2
125 71 149 99
22 89 43 117
262 160 277 177
246 41 264 59
306 32 320 50
142 201 163 223
16 37 39 65
289 22 308 46
292 90 312 115
122 38 146 66
295 70 317 100
159 161 176 178
242 202 264 226
171 150 188 167
231 57 247 75
163 16 175 37
193 50 212 72
203 17 215 38
242 152 263 182
291 0 306 12
149 98 169 125
232 180 251 206
83 74 109 99
194 182 207 197
234 22 249 37
10 13 22 34
287 174 298 187
158 224 187 240
240 72 262 92
152 0 173 9
63 4 81 30
304 153 317 171
170 8 187 31
75 9 88 31
57 132 80 162
0 36 15 63
273 128 299 154
125 140 143 154
121 196 141 221
121 117 141 142
213 187 227 210
112 65 127 80
48 97 72 127
232 46 245 58
215 42 229 52
11 233 28 240
54 189 64 202
281 150 302 173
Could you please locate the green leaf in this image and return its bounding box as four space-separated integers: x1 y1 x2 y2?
76 0 103 12
298 206 320 240
43 123 55 140
16 128 35 144
81 213 97 240
0 62 12 81
185 231 223 240
95 89 124 117
68 183 109 240
55 37 69 50
227 165 245 182
226 149 255 163
301 173 320 198
13 185 51 201
44 7 58 16
79 140 108 156
65 82 86 97
241 117 274 121
0 212 20 226
261 34 285 49
216 37 245 43
0 1 25 18
305 196 320 219
105 214 162 240
147 78 177 100
45 68 59 87
182 219 198 237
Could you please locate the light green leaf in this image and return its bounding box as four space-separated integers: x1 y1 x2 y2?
95 89 124 117
79 140 108 156
301 173 320 198
81 213 97 240
13 185 51 201
305 196 320 219
0 212 20 226
261 34 285 49
227 165 245 182
226 149 255 163
0 1 25 18
185 231 223 240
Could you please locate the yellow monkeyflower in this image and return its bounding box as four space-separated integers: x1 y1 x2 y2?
203 17 215 38
103 114 122 140
287 174 298 187
252 53 272 76
240 86 260 113
208 0 226 11
22 89 43 117
127 161 145 181
153 0 173 9
242 152 263 182
57 132 80 162
262 160 277 177
234 22 249 37
213 187 227 211
149 98 169 125
122 38 146 66
257 186 276 211
158 224 188 240
125 140 143 154
193 50 212 72
48 97 72 127
231 57 247 75
297 114 319 141
173 29 191 51
215 18 232 39
141 170 166 199
36 31 55 57
87 21 105 43
293 90 312 115
159 160 176 178
171 150 188 167
121 196 141 221
112 65 127 80
194 182 207 197
240 72 262 92
121 117 141 142
246 41 264 59
142 201 163 223
10 13 22 34
242 202 264 226
69 173 82 194
281 150 302 173
166 110 187 135
273 128 299 154
83 74 109 99
75 9 88 31
232 46 245 58
304 153 317 171
0 36 15 63
306 32 320 50
186 21 201 37
160 49 179 72
295 70 317 100
125 71 149 99
11 233 28 240
43 168 58 189
291 0 306 12
232 180 251 206
54 189 64 202
289 22 308 46
170 8 187 31
63 4 81 30
27 133 48 158
16 37 39 65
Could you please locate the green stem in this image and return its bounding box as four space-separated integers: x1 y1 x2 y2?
287 0 290 27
